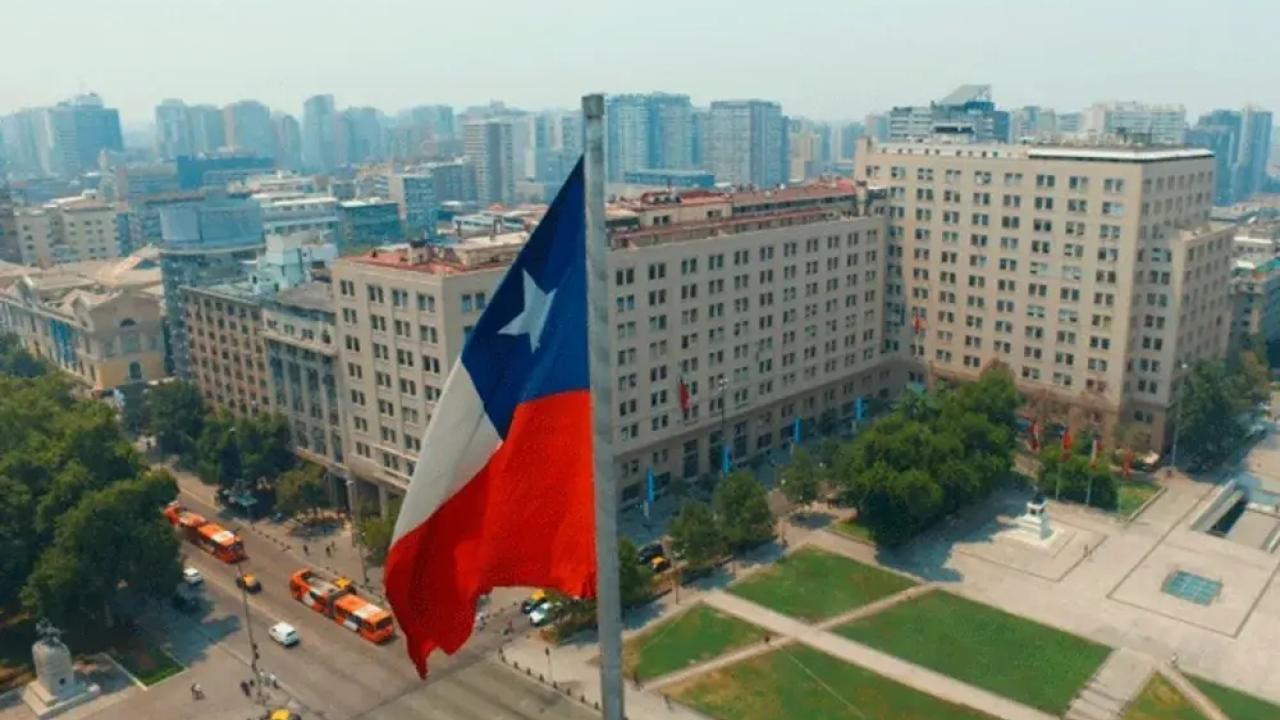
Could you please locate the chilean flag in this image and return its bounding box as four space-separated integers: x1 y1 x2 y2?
385 161 596 677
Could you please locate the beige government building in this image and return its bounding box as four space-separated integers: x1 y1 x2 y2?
330 182 898 512
854 138 1233 448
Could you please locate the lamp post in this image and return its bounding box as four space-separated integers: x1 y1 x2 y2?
233 552 263 703
1169 361 1190 475
714 377 729 477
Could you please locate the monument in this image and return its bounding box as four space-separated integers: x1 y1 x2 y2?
19 620 101 719
1017 494 1054 541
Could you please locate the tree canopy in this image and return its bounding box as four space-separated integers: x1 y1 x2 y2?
831 365 1019 546
276 463 329 518
668 500 727 571
712 470 775 551
779 447 822 509
0 337 181 624
1176 358 1265 469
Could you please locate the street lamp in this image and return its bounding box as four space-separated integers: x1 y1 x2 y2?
1169 361 1190 474
714 377 729 477
233 550 263 703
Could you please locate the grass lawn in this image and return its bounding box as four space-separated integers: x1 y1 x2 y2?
1122 675 1208 720
1118 482 1161 518
728 547 915 622
623 604 765 681
836 590 1109 715
0 611 37 693
109 632 183 686
667 643 996 720
1190 676 1280 720
829 519 875 545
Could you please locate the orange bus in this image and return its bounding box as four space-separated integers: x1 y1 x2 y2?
289 568 395 643
163 502 247 563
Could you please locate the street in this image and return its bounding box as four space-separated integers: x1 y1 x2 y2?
108 470 595 720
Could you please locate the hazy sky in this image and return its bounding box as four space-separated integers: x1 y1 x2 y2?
1 0 1275 125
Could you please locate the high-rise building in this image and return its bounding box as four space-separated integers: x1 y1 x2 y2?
337 198 402 249
887 85 1010 143
158 192 265 377
188 105 226 155
10 94 124 177
423 159 478 205
691 108 708 168
274 114 303 171
1229 257 1280 352
13 193 120 265
605 93 694 181
155 99 195 160
1187 110 1243 205
302 95 337 172
0 186 18 263
706 100 786 187
330 181 894 511
387 173 438 238
855 138 1231 448
334 107 387 166
1081 101 1186 145
223 100 276 159
464 118 515 206
1238 107 1274 200
864 113 890 142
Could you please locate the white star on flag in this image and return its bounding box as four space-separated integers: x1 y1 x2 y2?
499 270 557 352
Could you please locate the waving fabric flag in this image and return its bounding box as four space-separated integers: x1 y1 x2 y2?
385 161 596 678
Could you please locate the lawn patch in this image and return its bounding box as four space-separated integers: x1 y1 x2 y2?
623 604 765 681
836 590 1108 715
1118 482 1161 518
1189 676 1280 720
829 519 875 545
728 547 915 622
109 633 183 686
1122 674 1208 720
667 643 996 720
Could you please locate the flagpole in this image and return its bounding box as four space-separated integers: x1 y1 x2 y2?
582 92 625 720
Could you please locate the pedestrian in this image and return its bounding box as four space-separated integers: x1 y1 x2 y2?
325 545 331 557
303 543 309 556
240 680 249 697
1170 652 1179 668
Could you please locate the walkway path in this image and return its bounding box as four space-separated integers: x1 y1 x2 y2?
701 590 1057 720
1065 648 1153 720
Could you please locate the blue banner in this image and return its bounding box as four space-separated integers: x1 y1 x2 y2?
721 444 731 475
792 417 802 444
855 396 865 421
645 468 655 505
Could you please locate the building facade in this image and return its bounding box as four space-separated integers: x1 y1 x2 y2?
223 100 277 160
159 192 265 377
706 100 786 188
0 253 166 392
855 139 1231 449
185 282 269 416
261 281 348 494
1229 257 1280 351
387 173 438 239
337 199 401 250
464 118 515 206
0 187 18 264
14 193 119 265
1081 102 1187 145
331 182 896 513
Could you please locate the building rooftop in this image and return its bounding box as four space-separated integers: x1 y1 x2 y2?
871 139 1213 162
272 281 333 313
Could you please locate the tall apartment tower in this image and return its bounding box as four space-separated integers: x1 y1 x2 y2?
302 95 337 173
223 100 276 159
464 118 515 206
855 138 1232 449
605 95 651 182
1238 107 1274 200
706 100 786 188
155 99 195 160
188 105 226 155
1082 102 1187 145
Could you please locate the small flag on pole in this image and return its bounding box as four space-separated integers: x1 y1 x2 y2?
677 376 690 415
1061 427 1074 461
1028 420 1041 452
1090 436 1101 468
1123 448 1134 478
912 314 924 334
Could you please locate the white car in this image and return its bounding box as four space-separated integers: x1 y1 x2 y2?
529 601 562 628
182 567 203 586
269 622 300 647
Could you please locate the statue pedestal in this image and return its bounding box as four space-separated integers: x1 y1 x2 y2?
1011 495 1057 546
19 636 101 719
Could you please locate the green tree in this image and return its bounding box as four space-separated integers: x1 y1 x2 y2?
22 470 180 631
276 464 329 519
668 501 726 571
779 447 821 509
712 470 775 551
145 381 206 457
0 475 35 606
0 334 48 378
1177 362 1248 469
196 413 242 487
358 499 400 566
617 537 653 607
236 413 295 487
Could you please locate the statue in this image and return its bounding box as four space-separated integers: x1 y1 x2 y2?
1015 494 1054 542
21 618 101 718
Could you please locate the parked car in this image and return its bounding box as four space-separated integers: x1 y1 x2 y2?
236 573 261 592
637 542 665 565
521 589 548 614
649 556 672 573
529 601 562 627
268 622 300 647
182 567 203 586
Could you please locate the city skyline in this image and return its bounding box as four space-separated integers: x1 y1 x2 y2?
1 0 1277 124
